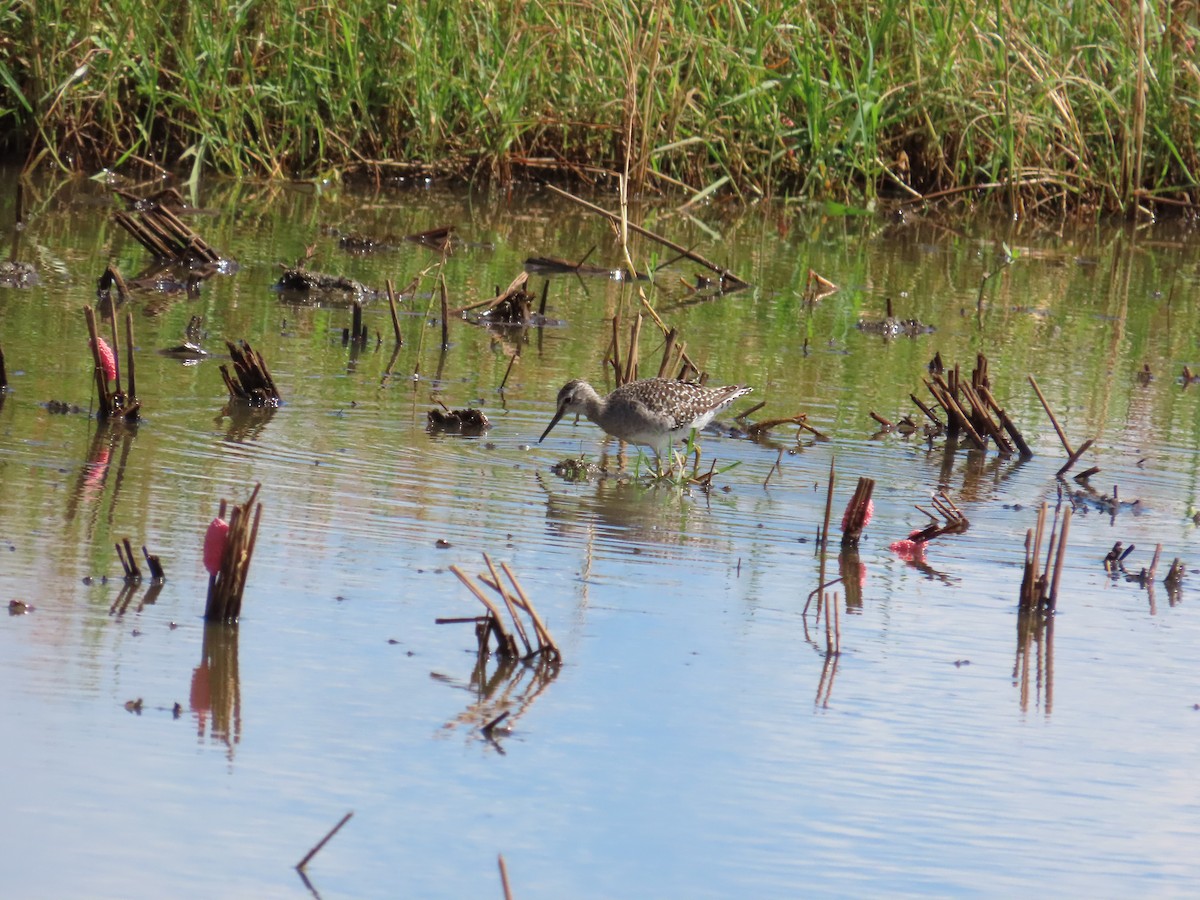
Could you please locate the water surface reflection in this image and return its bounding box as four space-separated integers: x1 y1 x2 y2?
2 170 1200 897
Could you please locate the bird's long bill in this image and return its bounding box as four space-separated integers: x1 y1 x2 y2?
539 404 568 443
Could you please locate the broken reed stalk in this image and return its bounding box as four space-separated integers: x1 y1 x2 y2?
739 401 766 421
605 315 623 384
116 538 141 580
84 307 109 409
498 854 514 900
665 333 691 381
1028 375 1074 456
296 811 354 871
623 313 642 386
448 564 518 658
657 328 678 378
500 561 560 659
1049 510 1071 603
385 279 403 345
113 201 221 263
542 182 748 288
451 271 530 316
478 564 562 660
106 300 122 389
443 556 561 663
147 204 221 261
123 311 137 406
910 392 942 427
113 210 172 258
959 380 1012 453
204 484 263 623
840 477 875 546
930 491 964 522
451 568 518 654
1038 501 1060 591
907 491 970 544
747 413 828 441
1056 438 1095 478
142 545 165 580
1028 374 1097 475
344 301 368 347
927 375 987 449
484 555 533 656
1020 502 1071 612
221 340 281 406
763 447 783 487
910 355 1030 457
804 269 839 302
439 272 450 349
812 457 836 617
979 386 1032 457
98 263 129 304
1020 510 1042 610
498 351 519 391
543 181 704 378
83 304 140 421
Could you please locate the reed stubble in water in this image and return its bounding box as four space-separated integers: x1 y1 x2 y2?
1020 502 1071 612
220 340 280 407
441 554 561 664
203 485 263 623
84 304 140 422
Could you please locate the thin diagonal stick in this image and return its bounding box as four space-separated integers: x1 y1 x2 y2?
502 562 559 657
483 554 533 655
542 182 747 287
499 854 514 900
450 565 513 653
296 811 353 871
1028 375 1073 456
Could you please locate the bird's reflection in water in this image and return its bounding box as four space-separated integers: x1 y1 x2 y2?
540 473 732 561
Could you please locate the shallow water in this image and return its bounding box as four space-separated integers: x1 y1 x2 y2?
2 169 1200 898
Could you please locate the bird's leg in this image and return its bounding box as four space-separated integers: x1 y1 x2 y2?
668 429 702 480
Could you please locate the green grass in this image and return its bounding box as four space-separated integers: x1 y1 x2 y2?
1 0 1197 214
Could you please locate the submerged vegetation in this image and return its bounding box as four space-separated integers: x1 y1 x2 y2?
1 0 1198 214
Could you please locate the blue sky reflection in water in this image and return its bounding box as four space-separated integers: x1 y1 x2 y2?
1 171 1200 898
